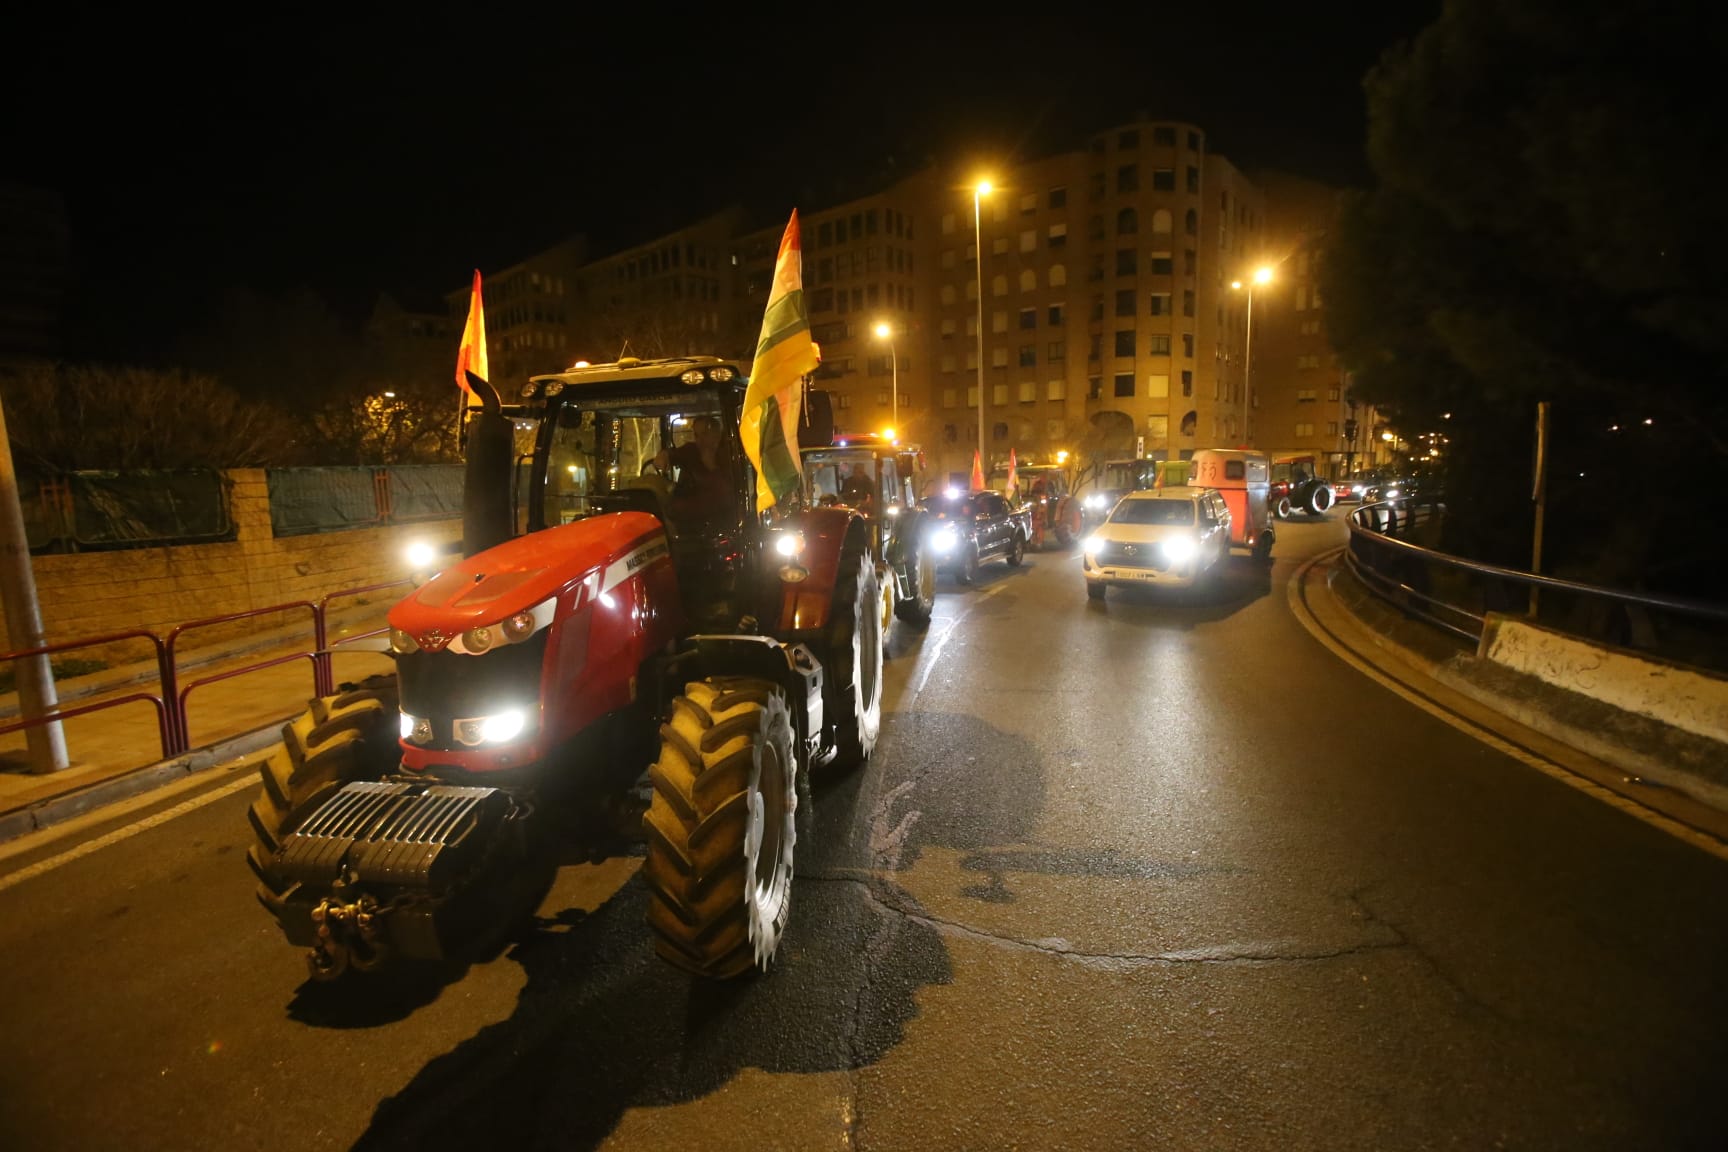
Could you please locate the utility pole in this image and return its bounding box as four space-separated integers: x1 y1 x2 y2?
0 392 69 772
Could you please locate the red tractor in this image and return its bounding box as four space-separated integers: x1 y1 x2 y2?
246 357 884 982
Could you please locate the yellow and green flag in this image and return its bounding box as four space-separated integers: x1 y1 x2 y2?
741 210 820 514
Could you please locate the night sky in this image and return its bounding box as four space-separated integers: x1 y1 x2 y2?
7 2 1442 364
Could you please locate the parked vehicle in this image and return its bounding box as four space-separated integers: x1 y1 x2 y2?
990 461 1083 550
1269 452 1335 518
1081 486 1232 599
802 433 938 630
922 488 1033 583
1188 447 1276 560
246 356 884 983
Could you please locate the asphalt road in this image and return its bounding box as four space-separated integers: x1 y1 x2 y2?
2 515 1725 1151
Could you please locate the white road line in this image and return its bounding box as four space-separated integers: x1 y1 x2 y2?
1289 552 1728 862
908 578 1015 703
0 774 259 894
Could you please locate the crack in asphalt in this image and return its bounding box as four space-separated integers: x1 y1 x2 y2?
804 871 1410 968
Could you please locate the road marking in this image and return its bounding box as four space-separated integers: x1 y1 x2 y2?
1289 551 1728 862
0 773 259 893
908 578 1015 703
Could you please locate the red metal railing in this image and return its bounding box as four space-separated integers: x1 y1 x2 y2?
1 580 410 767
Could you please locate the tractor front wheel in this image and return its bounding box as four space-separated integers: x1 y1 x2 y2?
895 542 937 624
643 678 797 979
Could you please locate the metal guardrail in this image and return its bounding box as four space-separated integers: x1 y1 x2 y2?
1 579 410 767
1345 497 1728 675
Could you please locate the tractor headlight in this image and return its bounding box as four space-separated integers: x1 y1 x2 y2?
442 596 558 655
400 713 433 744
774 531 806 557
884 504 901 517
501 610 536 642
462 625 496 653
390 627 420 654
1161 535 1199 564
454 709 529 747
1082 534 1107 555
931 525 959 553
406 540 439 570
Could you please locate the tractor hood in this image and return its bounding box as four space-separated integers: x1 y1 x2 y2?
389 512 667 646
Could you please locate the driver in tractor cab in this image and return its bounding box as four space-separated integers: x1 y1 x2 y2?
656 414 733 528
840 467 875 512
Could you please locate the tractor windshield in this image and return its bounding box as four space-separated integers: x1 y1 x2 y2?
538 389 741 536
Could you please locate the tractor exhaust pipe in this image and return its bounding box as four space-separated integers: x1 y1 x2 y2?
462 373 514 558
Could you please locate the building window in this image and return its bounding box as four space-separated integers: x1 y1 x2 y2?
1088 214 1105 241
943 387 957 407
1147 374 1169 398
1295 422 1316 437
941 355 956 374
1049 264 1068 286
992 347 1009 367
1048 303 1065 326
943 423 957 442
1152 168 1175 191
1048 222 1068 249
1148 334 1171 355
1116 249 1137 276
1020 229 1037 253
1019 381 1037 403
1183 289 1195 317
1020 269 1036 292
992 236 1010 255
1151 208 1172 234
1048 340 1065 362
993 274 1008 297
1020 193 1038 214
1119 128 1139 148
1116 290 1136 317
1328 387 1341 401
1088 376 1103 399
1019 344 1036 367
1049 186 1067 208
940 318 956 337
1184 208 1197 235
1182 333 1194 358
993 422 1009 441
993 383 1009 405
1047 379 1066 401
1151 253 1173 275
1153 125 1175 146
1149 292 1171 316
1186 166 1200 193
1183 249 1196 275
992 310 1008 333
1115 330 1136 357
1296 389 1317 402
1114 373 1135 397
1019 307 1037 330
1117 207 1137 235
1181 370 1193 397
1089 298 1104 324
1117 164 1139 193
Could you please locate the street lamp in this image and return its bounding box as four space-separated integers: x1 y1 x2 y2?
1231 265 1273 445
974 179 992 475
873 320 898 434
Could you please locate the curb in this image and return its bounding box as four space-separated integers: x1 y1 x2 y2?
0 721 285 845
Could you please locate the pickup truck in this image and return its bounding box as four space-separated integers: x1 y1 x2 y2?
920 488 1033 584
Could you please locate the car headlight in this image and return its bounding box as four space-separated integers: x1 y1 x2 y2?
774 531 806 557
1082 534 1106 555
931 525 959 553
1084 494 1106 509
1161 535 1199 564
454 709 529 747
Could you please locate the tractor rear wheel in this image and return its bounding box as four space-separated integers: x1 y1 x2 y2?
826 547 884 768
643 678 797 979
246 676 401 921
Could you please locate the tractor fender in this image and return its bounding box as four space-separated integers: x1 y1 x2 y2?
883 507 928 570
774 506 869 634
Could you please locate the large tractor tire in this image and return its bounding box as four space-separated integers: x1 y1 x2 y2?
1304 483 1335 515
1273 494 1293 520
642 678 797 979
826 544 885 768
246 676 401 920
895 539 937 624
877 563 897 651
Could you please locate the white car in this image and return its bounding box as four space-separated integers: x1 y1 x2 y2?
1081 486 1232 599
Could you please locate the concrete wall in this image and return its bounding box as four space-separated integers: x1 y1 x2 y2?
1479 613 1728 745
2 469 461 665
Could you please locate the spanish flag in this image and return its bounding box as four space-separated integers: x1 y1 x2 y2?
741 211 820 514
455 269 488 403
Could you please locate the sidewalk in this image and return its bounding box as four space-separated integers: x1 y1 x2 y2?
0 610 393 842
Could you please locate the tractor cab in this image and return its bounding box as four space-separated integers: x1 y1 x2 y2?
800 431 937 628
